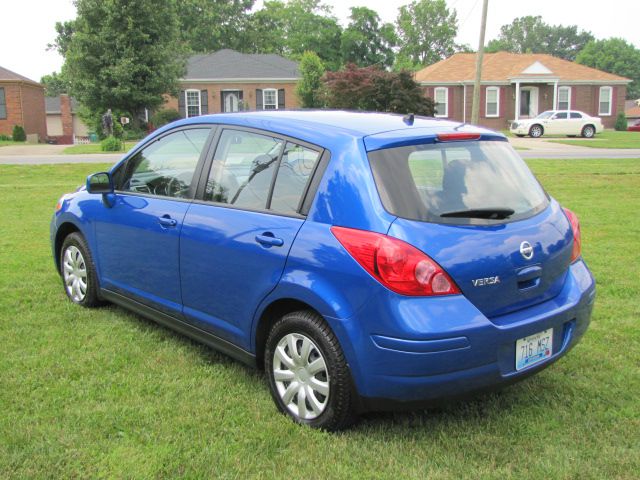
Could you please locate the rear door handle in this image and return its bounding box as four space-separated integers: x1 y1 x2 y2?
255 233 284 247
158 215 178 228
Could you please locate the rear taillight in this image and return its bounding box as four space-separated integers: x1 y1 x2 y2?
563 208 582 262
331 226 460 296
436 133 481 142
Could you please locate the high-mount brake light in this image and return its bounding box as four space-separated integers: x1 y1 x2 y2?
330 226 460 296
562 208 582 262
436 133 481 142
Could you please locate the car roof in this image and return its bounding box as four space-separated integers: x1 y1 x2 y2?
156 110 503 150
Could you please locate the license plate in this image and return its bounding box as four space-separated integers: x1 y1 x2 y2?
515 328 553 371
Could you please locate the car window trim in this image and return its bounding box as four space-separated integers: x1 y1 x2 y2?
195 125 326 217
113 124 218 200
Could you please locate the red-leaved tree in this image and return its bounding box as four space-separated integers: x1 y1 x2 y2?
322 64 435 116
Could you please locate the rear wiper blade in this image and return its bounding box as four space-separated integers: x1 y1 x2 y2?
440 208 515 219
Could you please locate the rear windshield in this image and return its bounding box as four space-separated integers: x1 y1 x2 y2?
368 141 548 224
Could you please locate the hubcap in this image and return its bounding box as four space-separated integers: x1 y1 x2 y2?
272 333 329 420
63 246 87 302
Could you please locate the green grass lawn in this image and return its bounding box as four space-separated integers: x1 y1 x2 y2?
548 130 640 149
1 160 638 478
62 141 137 154
0 140 26 147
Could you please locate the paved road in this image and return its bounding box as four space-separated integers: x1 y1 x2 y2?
0 154 123 165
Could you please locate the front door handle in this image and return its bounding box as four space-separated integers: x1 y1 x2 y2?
158 215 178 228
255 233 284 247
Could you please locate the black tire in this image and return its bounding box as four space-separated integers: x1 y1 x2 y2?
515 134 525 138
529 124 544 138
581 125 595 138
60 232 102 308
265 310 356 431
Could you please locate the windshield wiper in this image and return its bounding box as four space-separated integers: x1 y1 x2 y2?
440 208 515 219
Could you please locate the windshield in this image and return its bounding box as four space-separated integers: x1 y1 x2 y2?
536 111 554 119
368 141 549 224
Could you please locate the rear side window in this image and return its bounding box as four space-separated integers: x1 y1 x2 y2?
368 141 548 224
204 129 320 215
570 112 582 119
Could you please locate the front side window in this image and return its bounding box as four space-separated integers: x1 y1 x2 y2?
0 87 6 119
118 128 210 198
186 90 201 118
599 86 612 116
557 86 571 110
434 87 448 117
368 141 548 224
485 87 499 117
263 89 278 110
553 112 568 119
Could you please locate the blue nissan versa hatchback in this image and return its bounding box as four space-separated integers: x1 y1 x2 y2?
51 111 595 430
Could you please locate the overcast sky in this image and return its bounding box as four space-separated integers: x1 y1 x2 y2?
2 0 639 82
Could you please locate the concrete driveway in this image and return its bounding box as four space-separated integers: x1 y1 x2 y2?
510 136 640 159
0 144 123 165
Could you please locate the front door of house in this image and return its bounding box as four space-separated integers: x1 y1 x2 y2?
222 91 242 113
520 87 539 118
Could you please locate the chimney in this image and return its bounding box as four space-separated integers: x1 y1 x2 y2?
60 94 74 144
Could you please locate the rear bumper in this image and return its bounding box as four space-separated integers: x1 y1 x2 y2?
331 260 595 411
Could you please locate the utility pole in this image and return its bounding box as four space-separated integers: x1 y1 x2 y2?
471 0 489 125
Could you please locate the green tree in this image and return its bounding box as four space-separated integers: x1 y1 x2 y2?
340 7 396 68
244 0 342 70
576 38 640 99
296 51 326 108
48 20 76 56
40 72 70 96
485 16 594 61
395 0 458 68
60 0 186 126
176 0 254 52
323 64 434 116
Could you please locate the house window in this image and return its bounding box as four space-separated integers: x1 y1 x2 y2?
185 90 201 118
598 86 612 116
434 87 448 117
0 88 6 119
485 87 500 117
263 89 278 110
557 86 571 110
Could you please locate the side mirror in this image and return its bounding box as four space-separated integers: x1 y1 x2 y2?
86 172 114 194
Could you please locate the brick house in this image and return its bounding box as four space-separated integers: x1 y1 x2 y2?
164 49 300 118
415 52 631 129
0 66 47 140
45 95 89 144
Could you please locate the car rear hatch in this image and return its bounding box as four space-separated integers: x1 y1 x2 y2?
366 134 574 319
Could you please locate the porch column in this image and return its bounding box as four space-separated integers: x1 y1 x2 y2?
515 81 520 121
553 80 558 110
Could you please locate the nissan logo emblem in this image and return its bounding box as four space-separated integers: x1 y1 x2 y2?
520 241 534 260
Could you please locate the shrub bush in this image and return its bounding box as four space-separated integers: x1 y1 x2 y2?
0 134 12 141
614 112 628 131
12 125 26 142
151 109 182 128
101 136 122 152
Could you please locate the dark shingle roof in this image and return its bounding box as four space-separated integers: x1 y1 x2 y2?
184 49 299 81
45 96 80 114
0 65 42 86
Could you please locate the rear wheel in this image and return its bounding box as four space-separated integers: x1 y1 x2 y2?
265 310 356 431
60 232 101 307
581 125 595 138
529 124 544 138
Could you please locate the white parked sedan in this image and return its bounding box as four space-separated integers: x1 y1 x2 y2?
510 110 604 138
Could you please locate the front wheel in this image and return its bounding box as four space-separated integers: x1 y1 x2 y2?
265 310 356 431
60 232 102 307
529 124 544 138
581 125 595 138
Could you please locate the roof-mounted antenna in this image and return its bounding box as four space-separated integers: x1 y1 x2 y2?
403 113 415 126
454 122 467 130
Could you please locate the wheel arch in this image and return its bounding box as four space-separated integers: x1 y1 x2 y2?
54 221 82 273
